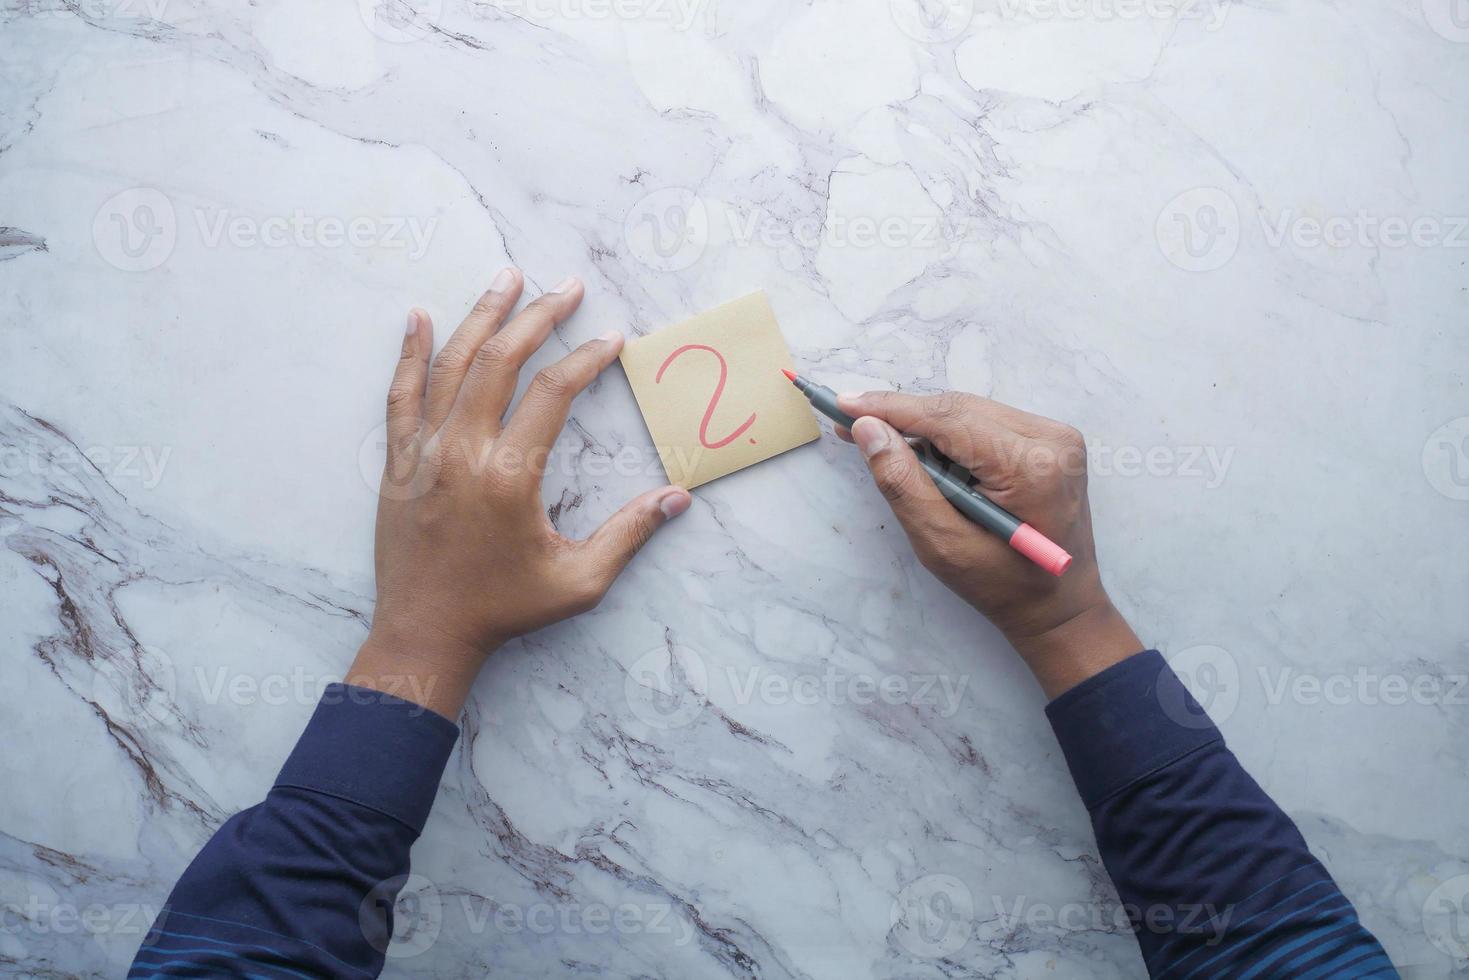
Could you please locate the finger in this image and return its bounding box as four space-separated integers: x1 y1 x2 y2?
450 276 585 432
838 390 1026 480
423 266 524 430
501 330 624 458
579 485 691 593
386 308 433 463
834 423 854 443
850 416 972 550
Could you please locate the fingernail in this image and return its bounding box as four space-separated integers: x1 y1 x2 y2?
490 267 517 293
550 275 579 295
836 392 863 411
405 310 420 337
852 417 890 458
599 329 623 344
658 488 691 519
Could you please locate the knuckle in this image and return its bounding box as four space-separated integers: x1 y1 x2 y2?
386 380 418 411
431 343 473 377
930 391 973 425
471 337 515 373
1051 423 1085 450
531 366 574 400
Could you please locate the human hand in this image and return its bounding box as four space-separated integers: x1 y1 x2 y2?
348 270 691 718
837 391 1140 699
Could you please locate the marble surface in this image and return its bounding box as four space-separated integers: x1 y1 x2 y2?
3 0 1468 976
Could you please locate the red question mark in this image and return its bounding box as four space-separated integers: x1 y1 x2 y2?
655 344 757 449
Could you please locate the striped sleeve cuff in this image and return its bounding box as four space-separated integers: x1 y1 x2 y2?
1044 649 1224 809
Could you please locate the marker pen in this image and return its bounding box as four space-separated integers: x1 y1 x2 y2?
782 370 1072 576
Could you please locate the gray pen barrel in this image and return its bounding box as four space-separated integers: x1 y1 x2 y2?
797 378 1023 541
914 454 1022 539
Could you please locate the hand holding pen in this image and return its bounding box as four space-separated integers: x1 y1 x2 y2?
786 375 1141 698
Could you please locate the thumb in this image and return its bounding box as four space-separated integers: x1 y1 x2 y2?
851 416 969 545
583 484 692 586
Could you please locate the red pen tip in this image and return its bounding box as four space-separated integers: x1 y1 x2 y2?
781 368 797 382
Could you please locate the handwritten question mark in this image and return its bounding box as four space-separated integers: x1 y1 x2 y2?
655 344 756 449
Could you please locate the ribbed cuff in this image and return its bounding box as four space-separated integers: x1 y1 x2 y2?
1044 650 1223 809
274 683 460 834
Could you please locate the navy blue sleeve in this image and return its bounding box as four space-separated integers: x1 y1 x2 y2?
1047 650 1398 978
129 683 459 979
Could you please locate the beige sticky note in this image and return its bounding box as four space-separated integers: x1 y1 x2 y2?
620 292 820 489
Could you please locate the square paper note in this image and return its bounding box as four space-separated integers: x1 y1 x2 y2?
620 292 820 489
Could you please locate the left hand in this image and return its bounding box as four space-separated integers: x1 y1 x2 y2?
347 269 691 718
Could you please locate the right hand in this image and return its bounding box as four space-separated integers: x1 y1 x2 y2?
837 390 1141 698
